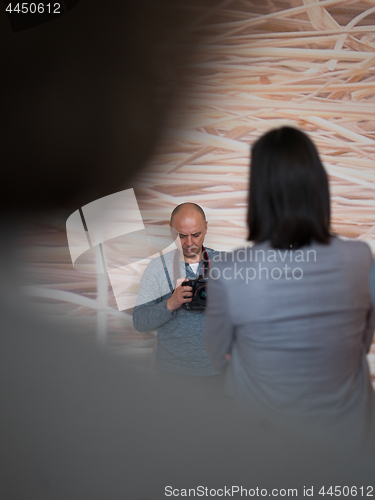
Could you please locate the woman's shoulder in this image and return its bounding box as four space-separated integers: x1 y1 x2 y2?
210 238 373 270
316 236 373 279
329 235 373 261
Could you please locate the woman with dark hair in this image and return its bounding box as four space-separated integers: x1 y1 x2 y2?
205 127 375 433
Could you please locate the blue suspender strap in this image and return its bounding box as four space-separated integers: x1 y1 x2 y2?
159 252 174 294
202 246 210 276
160 248 210 293
173 249 180 287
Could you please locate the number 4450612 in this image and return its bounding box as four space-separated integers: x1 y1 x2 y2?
319 486 373 496
5 3 61 14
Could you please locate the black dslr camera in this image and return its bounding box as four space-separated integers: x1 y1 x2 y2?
181 275 208 311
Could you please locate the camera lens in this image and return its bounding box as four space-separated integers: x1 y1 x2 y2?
196 285 207 306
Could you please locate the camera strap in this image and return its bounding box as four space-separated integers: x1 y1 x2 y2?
173 246 210 286
159 252 174 294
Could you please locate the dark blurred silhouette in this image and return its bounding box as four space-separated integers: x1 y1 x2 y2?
1 0 204 211
1 4 374 499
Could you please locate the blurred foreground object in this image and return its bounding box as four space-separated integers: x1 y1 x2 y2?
0 0 208 210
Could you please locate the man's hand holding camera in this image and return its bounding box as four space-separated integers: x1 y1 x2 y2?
166 278 192 313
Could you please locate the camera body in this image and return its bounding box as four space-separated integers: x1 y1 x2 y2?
181 275 208 311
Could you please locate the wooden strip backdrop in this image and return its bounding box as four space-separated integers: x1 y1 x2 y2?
19 0 375 380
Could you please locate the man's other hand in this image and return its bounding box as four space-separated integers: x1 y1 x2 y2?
166 278 192 313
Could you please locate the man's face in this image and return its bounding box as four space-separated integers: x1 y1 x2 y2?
171 210 207 260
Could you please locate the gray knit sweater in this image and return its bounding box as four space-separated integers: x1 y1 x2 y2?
133 247 220 376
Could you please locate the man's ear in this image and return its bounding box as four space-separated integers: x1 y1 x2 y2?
205 221 208 233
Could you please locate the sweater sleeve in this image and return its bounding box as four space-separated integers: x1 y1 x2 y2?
133 297 176 332
132 257 176 332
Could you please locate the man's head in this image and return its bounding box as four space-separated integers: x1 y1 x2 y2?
170 203 207 261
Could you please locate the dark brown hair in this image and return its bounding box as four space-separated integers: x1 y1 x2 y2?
247 127 331 249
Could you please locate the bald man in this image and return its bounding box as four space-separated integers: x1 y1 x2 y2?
133 203 220 377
